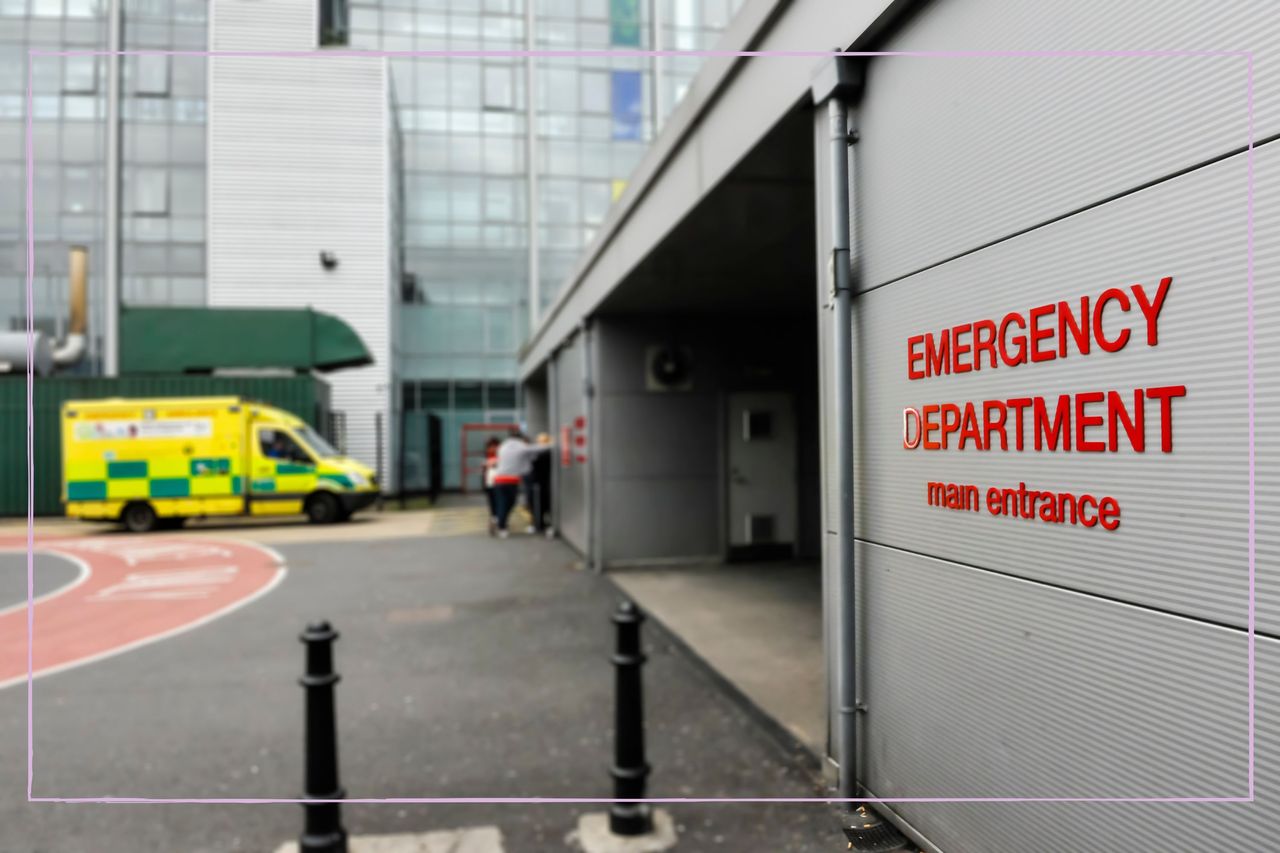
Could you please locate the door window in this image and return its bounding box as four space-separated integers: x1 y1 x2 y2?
258 428 314 466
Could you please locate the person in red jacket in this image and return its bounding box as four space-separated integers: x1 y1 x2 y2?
481 436 501 536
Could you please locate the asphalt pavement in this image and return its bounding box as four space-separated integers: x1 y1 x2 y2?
1 530 844 852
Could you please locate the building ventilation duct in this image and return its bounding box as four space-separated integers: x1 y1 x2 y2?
0 245 87 377
52 245 88 367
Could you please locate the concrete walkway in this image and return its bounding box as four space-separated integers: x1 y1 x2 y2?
611 561 826 757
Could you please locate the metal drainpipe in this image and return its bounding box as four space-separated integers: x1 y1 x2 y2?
580 321 598 572
811 55 864 806
524 0 540 333
103 0 123 376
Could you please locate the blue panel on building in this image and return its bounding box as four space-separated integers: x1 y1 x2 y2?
611 70 644 141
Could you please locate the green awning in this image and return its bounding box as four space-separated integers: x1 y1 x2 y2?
120 306 373 374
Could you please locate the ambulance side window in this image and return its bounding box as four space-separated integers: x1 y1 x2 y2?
258 428 313 465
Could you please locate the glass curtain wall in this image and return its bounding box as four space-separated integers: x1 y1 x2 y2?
383 0 742 488
2 0 742 486
1 0 206 374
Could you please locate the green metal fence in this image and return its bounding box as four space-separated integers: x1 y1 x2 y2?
0 375 330 517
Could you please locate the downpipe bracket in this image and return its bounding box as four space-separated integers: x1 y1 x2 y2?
839 805 915 852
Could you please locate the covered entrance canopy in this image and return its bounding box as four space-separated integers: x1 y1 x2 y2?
119 306 373 374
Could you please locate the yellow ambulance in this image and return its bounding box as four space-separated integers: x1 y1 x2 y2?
61 396 379 532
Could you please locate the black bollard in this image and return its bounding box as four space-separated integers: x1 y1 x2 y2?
609 600 653 836
299 621 348 853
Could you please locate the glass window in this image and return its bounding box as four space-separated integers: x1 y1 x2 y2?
171 56 206 97
484 178 518 221
418 381 450 409
258 428 315 464
169 169 204 216
66 0 101 17
449 62 481 108
544 67 577 113
450 175 482 222
406 173 448 220
61 167 96 213
486 383 517 409
416 61 449 105
540 178 579 224
486 307 513 351
581 180 610 224
581 70 609 113
482 136 517 173
297 424 339 457
134 54 169 96
454 382 483 409
130 168 168 215
62 56 97 94
482 64 513 110
349 4 379 32
62 95 97 119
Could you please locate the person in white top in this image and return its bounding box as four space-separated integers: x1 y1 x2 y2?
491 430 552 537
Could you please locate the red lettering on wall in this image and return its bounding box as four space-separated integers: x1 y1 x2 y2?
1093 288 1132 353
907 335 925 380
1146 384 1186 453
1133 277 1172 346
1028 304 1056 363
1074 391 1106 452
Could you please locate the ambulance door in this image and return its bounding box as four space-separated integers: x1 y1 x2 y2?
249 424 314 516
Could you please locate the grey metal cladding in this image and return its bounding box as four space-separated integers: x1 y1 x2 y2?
555 334 588 553
861 541 1265 853
856 0 1276 291
851 144 1271 632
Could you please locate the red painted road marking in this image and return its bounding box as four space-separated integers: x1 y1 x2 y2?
0 536 286 689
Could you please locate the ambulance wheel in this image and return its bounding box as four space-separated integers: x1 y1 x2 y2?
305 492 341 524
121 502 158 533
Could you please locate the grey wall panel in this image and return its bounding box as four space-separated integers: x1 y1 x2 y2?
850 144 1269 631
595 318 721 563
593 316 823 563
601 394 720 481
524 383 548 435
814 106 839 763
555 334 588 554
861 542 1267 852
601 478 722 561
858 0 1277 290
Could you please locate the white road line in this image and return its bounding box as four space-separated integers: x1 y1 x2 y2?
0 541 289 693
0 549 92 619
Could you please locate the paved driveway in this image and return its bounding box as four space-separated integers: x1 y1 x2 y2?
1 530 841 852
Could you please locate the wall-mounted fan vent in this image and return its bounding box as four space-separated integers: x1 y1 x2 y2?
644 344 693 392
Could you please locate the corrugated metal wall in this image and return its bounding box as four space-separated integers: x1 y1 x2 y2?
828 0 1278 849
0 374 329 517
207 0 394 488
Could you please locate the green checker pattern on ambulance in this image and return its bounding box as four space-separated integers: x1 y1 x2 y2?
67 470 244 502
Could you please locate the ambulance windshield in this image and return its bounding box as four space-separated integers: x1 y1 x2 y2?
297 424 340 458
